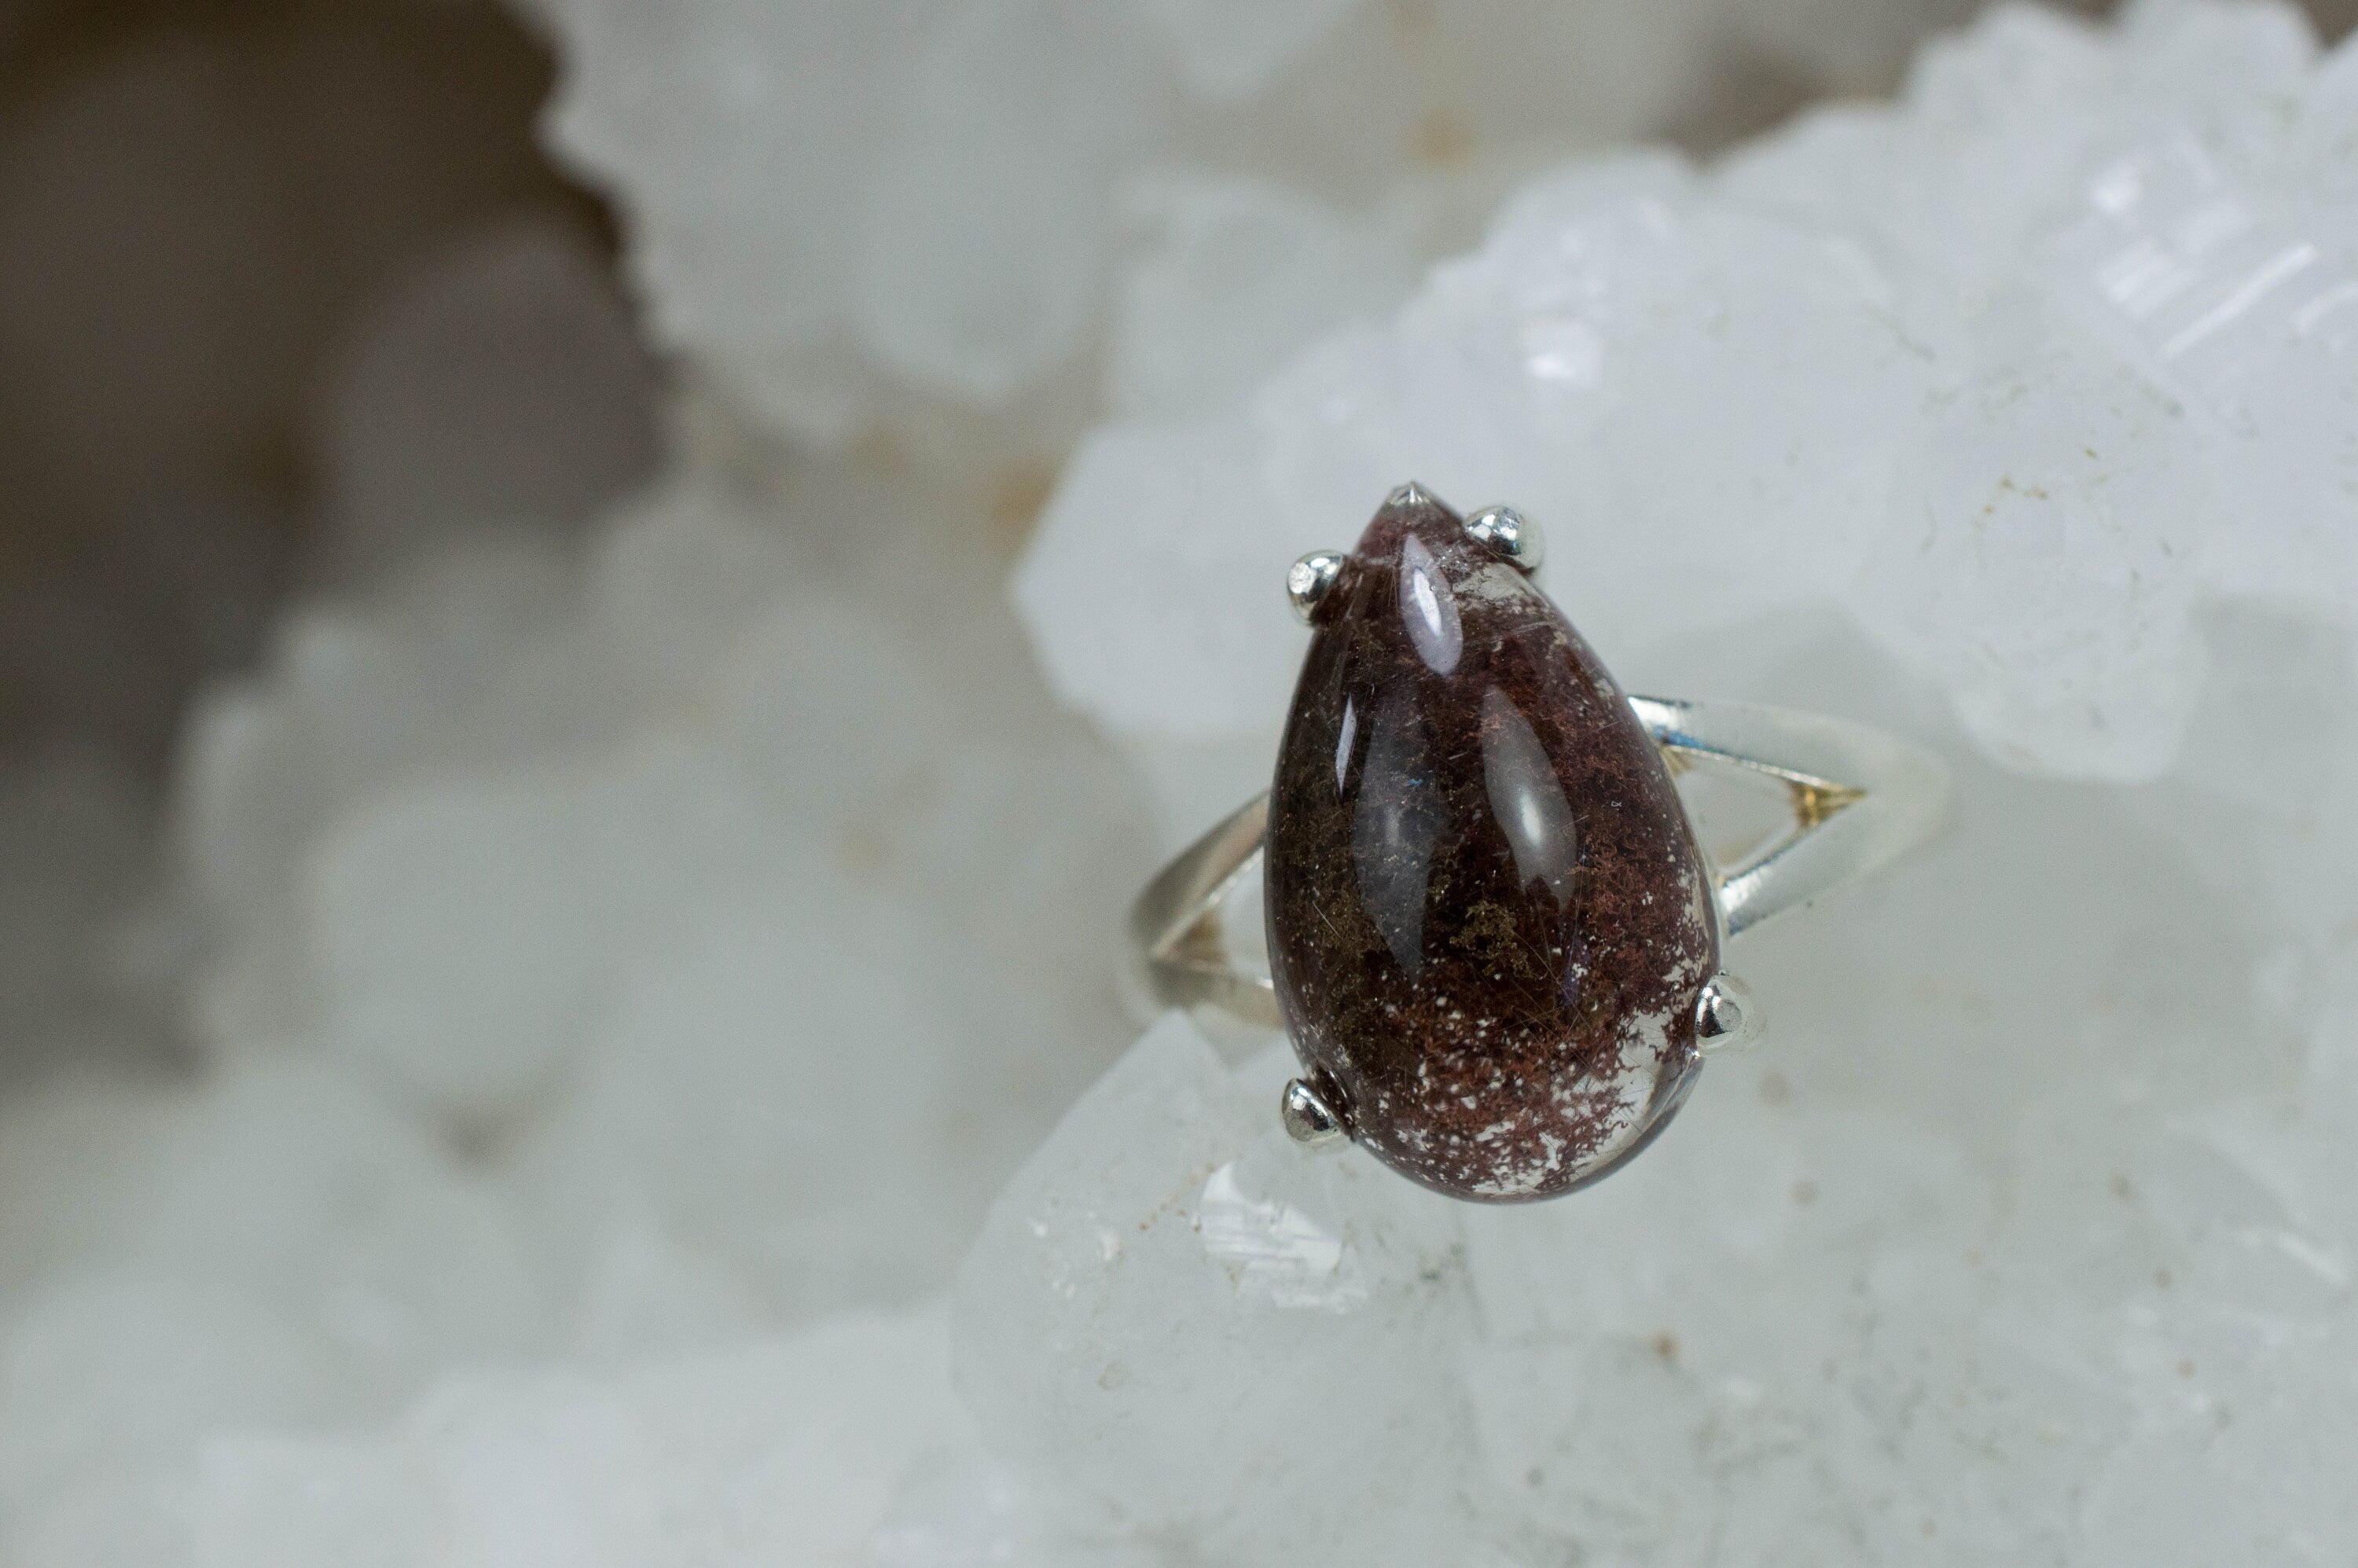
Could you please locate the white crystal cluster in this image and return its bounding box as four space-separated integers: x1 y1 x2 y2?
6 1 2358 1564
1024 0 2358 787
530 0 1963 445
0 454 1155 1559
1001 3 2358 1561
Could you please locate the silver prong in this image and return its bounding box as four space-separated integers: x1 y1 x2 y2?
1280 1078 1347 1148
1465 505 1543 574
1287 551 1346 623
1694 974 1764 1056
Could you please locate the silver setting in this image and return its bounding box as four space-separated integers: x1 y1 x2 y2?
1280 1078 1348 1148
1464 505 1543 574
1125 696 1947 1038
1694 973 1762 1056
1623 696 1948 942
1286 551 1346 622
1123 792 1281 1034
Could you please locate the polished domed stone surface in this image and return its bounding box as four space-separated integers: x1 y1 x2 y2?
1265 487 1718 1201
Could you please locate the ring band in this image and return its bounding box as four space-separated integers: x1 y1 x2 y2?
1124 483 1948 1203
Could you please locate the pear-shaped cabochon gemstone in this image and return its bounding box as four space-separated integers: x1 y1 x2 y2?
1265 487 1719 1201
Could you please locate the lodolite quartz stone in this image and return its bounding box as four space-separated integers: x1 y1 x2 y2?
1265 486 1719 1201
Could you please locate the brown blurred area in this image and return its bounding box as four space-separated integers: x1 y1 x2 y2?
0 0 655 775
2305 0 2358 40
0 0 2350 784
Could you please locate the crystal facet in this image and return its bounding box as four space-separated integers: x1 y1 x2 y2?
1265 487 1719 1200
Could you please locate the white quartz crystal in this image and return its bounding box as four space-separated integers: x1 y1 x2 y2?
534 0 1959 446
1023 0 2358 782
0 439 1152 1558
952 1018 1508 1567
1107 172 1416 419
1129 0 1361 100
186 1307 965 1568
991 5 2358 1562
7 2 2358 1564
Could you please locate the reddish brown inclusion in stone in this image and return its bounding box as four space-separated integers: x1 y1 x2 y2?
1265 487 1718 1202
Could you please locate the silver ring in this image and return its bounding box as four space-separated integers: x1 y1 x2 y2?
1126 483 1948 1203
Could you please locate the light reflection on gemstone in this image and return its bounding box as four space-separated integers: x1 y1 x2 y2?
1480 686 1579 908
1396 532 1462 674
1332 696 1357 793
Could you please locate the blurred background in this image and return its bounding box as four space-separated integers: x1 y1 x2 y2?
2 0 2356 1559
0 0 659 1092
1 0 2327 1084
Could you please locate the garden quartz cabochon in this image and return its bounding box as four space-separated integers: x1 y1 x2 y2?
1265 486 1720 1200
